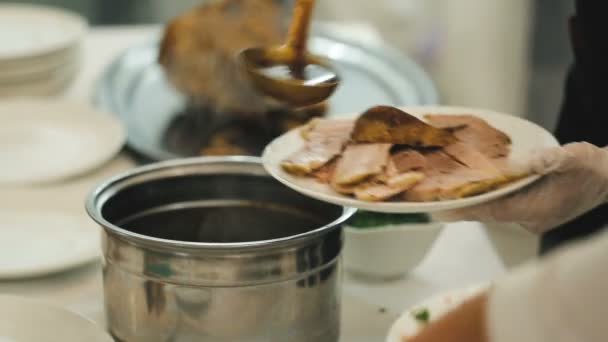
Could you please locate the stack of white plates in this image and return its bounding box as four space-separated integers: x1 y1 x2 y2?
0 98 128 279
0 4 87 97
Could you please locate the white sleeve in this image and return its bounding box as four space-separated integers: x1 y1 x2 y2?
488 229 608 342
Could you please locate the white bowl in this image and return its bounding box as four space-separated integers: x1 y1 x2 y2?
343 221 444 279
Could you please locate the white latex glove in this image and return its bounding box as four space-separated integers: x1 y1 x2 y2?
434 142 608 234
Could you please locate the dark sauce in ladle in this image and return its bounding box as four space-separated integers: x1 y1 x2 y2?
241 0 339 105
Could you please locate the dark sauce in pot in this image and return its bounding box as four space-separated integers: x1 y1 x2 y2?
117 201 326 243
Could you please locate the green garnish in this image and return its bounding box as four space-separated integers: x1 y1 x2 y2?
411 308 430 323
347 210 430 229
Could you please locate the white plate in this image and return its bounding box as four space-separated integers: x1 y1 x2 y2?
0 210 100 279
0 47 79 81
0 98 125 185
386 283 490 342
0 155 136 279
0 4 86 61
0 295 112 342
262 106 560 213
0 63 78 97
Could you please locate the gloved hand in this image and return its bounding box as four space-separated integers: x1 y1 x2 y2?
433 142 608 234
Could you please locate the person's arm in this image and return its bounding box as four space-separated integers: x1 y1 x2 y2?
408 229 608 342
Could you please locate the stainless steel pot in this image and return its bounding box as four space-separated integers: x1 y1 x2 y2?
86 157 354 342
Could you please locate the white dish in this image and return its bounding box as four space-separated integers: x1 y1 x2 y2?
0 155 136 279
386 283 490 342
0 210 100 279
262 105 560 213
0 4 86 61
344 221 443 279
0 98 125 185
0 64 78 97
0 62 79 98
0 47 79 81
0 295 112 342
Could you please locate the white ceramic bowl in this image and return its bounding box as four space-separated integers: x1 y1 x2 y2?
343 221 444 279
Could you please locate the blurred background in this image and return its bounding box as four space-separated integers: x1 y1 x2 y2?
3 0 573 130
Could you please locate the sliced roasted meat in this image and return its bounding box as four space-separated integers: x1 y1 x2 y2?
404 167 505 201
401 146 525 201
330 179 362 195
422 150 463 174
403 177 442 202
280 106 520 203
334 155 426 201
299 118 321 140
312 158 338 183
403 150 495 201
281 119 354 174
332 143 392 185
424 114 511 158
354 172 425 201
390 149 428 173
351 106 457 147
443 142 504 178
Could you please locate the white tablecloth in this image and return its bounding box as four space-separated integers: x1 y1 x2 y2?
0 24 539 341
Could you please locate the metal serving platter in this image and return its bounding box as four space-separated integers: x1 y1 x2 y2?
95 31 438 161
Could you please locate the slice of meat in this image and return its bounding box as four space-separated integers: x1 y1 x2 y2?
331 180 363 195
404 168 504 201
396 152 450 202
402 177 442 202
299 118 321 140
385 172 426 188
354 172 425 202
383 157 400 179
378 153 424 181
422 150 463 175
402 150 500 201
351 106 457 147
390 149 428 173
332 143 392 185
424 114 511 158
281 119 355 175
443 142 504 179
312 158 338 183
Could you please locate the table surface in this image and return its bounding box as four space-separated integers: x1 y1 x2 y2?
0 25 539 341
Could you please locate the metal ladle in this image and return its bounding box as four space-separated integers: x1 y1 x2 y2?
239 0 339 107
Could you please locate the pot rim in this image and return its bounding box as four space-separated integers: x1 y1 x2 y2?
85 156 356 250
